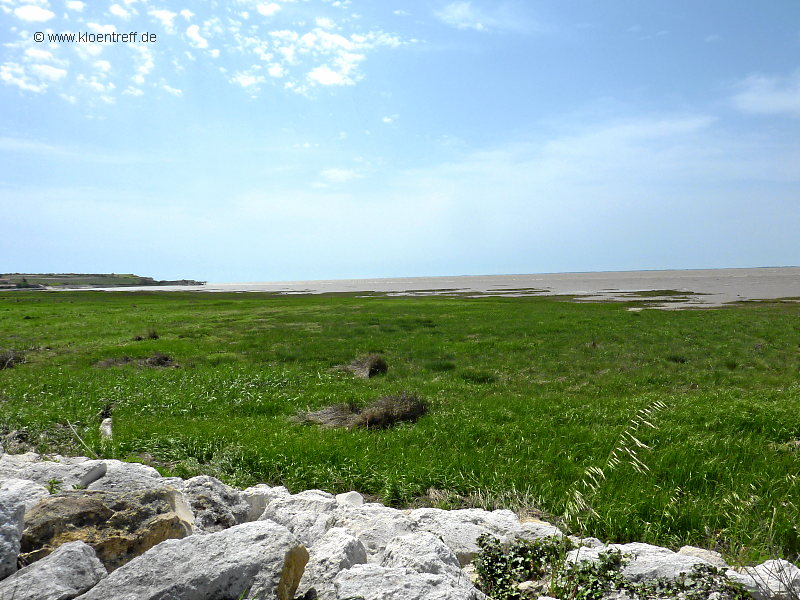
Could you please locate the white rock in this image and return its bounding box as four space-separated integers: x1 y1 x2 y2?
85 460 177 492
0 455 105 490
77 520 308 600
260 489 338 545
407 508 523 566
382 532 463 581
0 540 106 600
731 559 800 600
182 475 250 533
0 478 49 511
241 484 290 521
0 490 25 580
298 527 367 600
566 542 712 582
334 563 487 600
677 545 728 569
518 518 563 542
335 491 364 507
330 503 414 561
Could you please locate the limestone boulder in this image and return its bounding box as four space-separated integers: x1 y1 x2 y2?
335 491 364 507
329 503 414 561
241 484 290 522
0 541 106 600
381 532 463 581
20 488 193 570
333 564 487 600
86 460 182 492
566 542 712 582
407 508 525 566
182 475 249 533
0 490 25 580
260 489 338 545
518 518 563 542
677 545 729 569
729 559 800 600
77 520 308 600
298 527 368 600
0 454 105 490
0 478 50 511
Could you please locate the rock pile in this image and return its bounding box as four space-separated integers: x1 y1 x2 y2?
0 451 797 600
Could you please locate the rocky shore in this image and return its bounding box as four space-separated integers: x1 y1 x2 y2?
0 452 798 600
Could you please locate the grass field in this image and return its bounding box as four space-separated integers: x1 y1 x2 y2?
1 290 798 563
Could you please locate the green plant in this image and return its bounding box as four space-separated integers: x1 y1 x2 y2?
475 535 574 599
46 479 62 494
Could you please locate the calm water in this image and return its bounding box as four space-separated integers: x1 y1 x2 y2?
87 267 800 309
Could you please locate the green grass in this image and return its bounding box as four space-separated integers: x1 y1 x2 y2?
1 290 799 563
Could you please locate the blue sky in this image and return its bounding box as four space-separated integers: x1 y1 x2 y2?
1 0 798 282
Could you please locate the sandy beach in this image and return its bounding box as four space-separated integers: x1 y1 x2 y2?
85 267 800 309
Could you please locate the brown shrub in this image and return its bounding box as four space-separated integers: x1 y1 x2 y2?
340 354 388 379
94 356 133 368
0 350 24 370
144 352 174 367
297 392 426 430
352 392 426 429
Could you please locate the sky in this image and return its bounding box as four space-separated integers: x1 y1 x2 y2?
1 0 799 282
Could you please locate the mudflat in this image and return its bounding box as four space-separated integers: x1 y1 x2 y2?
93 267 800 308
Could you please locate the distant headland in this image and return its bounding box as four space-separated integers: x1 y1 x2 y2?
0 273 206 289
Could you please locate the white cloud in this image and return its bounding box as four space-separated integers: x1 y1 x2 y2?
131 45 154 84
162 83 182 96
87 22 117 34
316 17 335 29
382 114 398 124
321 167 361 183
434 1 534 33
393 10 410 16
123 86 143 96
149 9 177 33
14 5 55 21
307 64 345 85
231 72 264 87
66 1 85 12
94 60 111 72
186 24 209 48
25 48 53 60
257 3 280 16
180 9 194 20
0 62 46 92
30 63 67 81
109 4 131 19
732 72 800 117
267 63 284 77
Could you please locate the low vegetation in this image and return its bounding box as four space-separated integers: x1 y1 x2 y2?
0 289 798 563
475 535 750 600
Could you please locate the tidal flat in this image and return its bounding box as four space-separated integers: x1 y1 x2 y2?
1 288 798 563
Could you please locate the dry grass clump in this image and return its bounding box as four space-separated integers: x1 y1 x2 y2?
0 349 24 370
94 352 176 368
297 392 426 430
339 354 388 379
352 392 426 429
94 356 134 368
132 328 159 341
144 351 174 367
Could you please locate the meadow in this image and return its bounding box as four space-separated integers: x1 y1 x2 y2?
0 289 798 563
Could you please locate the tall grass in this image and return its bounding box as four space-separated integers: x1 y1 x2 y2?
0 290 798 561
